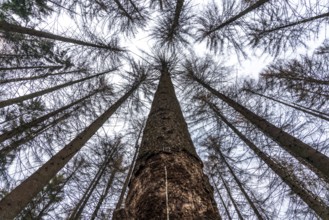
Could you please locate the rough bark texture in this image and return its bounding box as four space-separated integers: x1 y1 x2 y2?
113 69 220 219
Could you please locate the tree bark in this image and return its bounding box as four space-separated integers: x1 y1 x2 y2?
0 78 143 219
0 90 98 144
113 67 220 219
0 68 115 108
204 100 329 219
0 21 125 52
193 75 329 182
0 65 63 72
90 169 117 220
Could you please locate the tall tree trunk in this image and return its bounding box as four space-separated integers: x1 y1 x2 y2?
204 99 329 219
167 0 184 39
216 168 244 220
210 175 233 220
113 66 220 219
90 169 117 220
0 65 63 71
0 21 125 52
0 78 143 219
0 90 98 143
216 148 264 219
245 89 329 122
0 69 86 84
0 107 77 158
0 68 115 109
68 157 108 220
201 0 269 38
193 75 329 182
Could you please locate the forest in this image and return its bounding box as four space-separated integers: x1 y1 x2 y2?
0 0 329 219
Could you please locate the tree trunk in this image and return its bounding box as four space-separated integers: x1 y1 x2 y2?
216 149 264 219
0 65 63 72
90 169 117 220
210 175 233 220
0 21 125 52
113 67 220 219
217 168 244 220
0 78 143 219
193 76 329 182
245 89 329 122
204 100 329 219
0 69 86 84
167 0 184 39
0 90 98 144
202 0 269 37
0 68 115 109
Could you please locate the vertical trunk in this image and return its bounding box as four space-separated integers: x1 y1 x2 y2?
216 169 244 220
0 65 63 71
0 21 125 52
68 158 108 220
0 90 98 143
167 0 184 39
114 68 220 219
216 149 264 219
194 76 329 182
205 100 329 218
0 79 142 219
210 175 233 220
245 89 329 122
0 69 114 109
90 170 117 220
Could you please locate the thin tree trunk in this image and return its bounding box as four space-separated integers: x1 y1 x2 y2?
114 66 220 219
204 99 329 218
0 107 76 157
0 89 99 143
90 170 117 220
245 89 329 122
68 158 109 220
36 161 83 219
167 0 184 39
216 168 244 220
0 78 143 219
0 21 125 52
0 68 115 108
202 0 269 37
0 65 63 71
258 12 329 36
114 122 144 210
216 149 264 219
0 69 86 84
210 175 233 220
193 75 329 182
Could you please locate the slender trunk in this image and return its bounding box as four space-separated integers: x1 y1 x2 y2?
0 79 142 219
202 0 269 37
204 100 329 218
68 158 108 220
210 175 233 220
0 107 76 157
258 12 329 36
245 89 329 122
0 68 114 108
114 68 220 219
0 21 125 52
36 162 83 219
90 170 117 220
261 72 329 85
115 122 144 210
193 75 329 182
167 0 184 39
217 149 264 219
0 69 86 84
0 65 63 71
216 168 244 220
0 90 98 143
